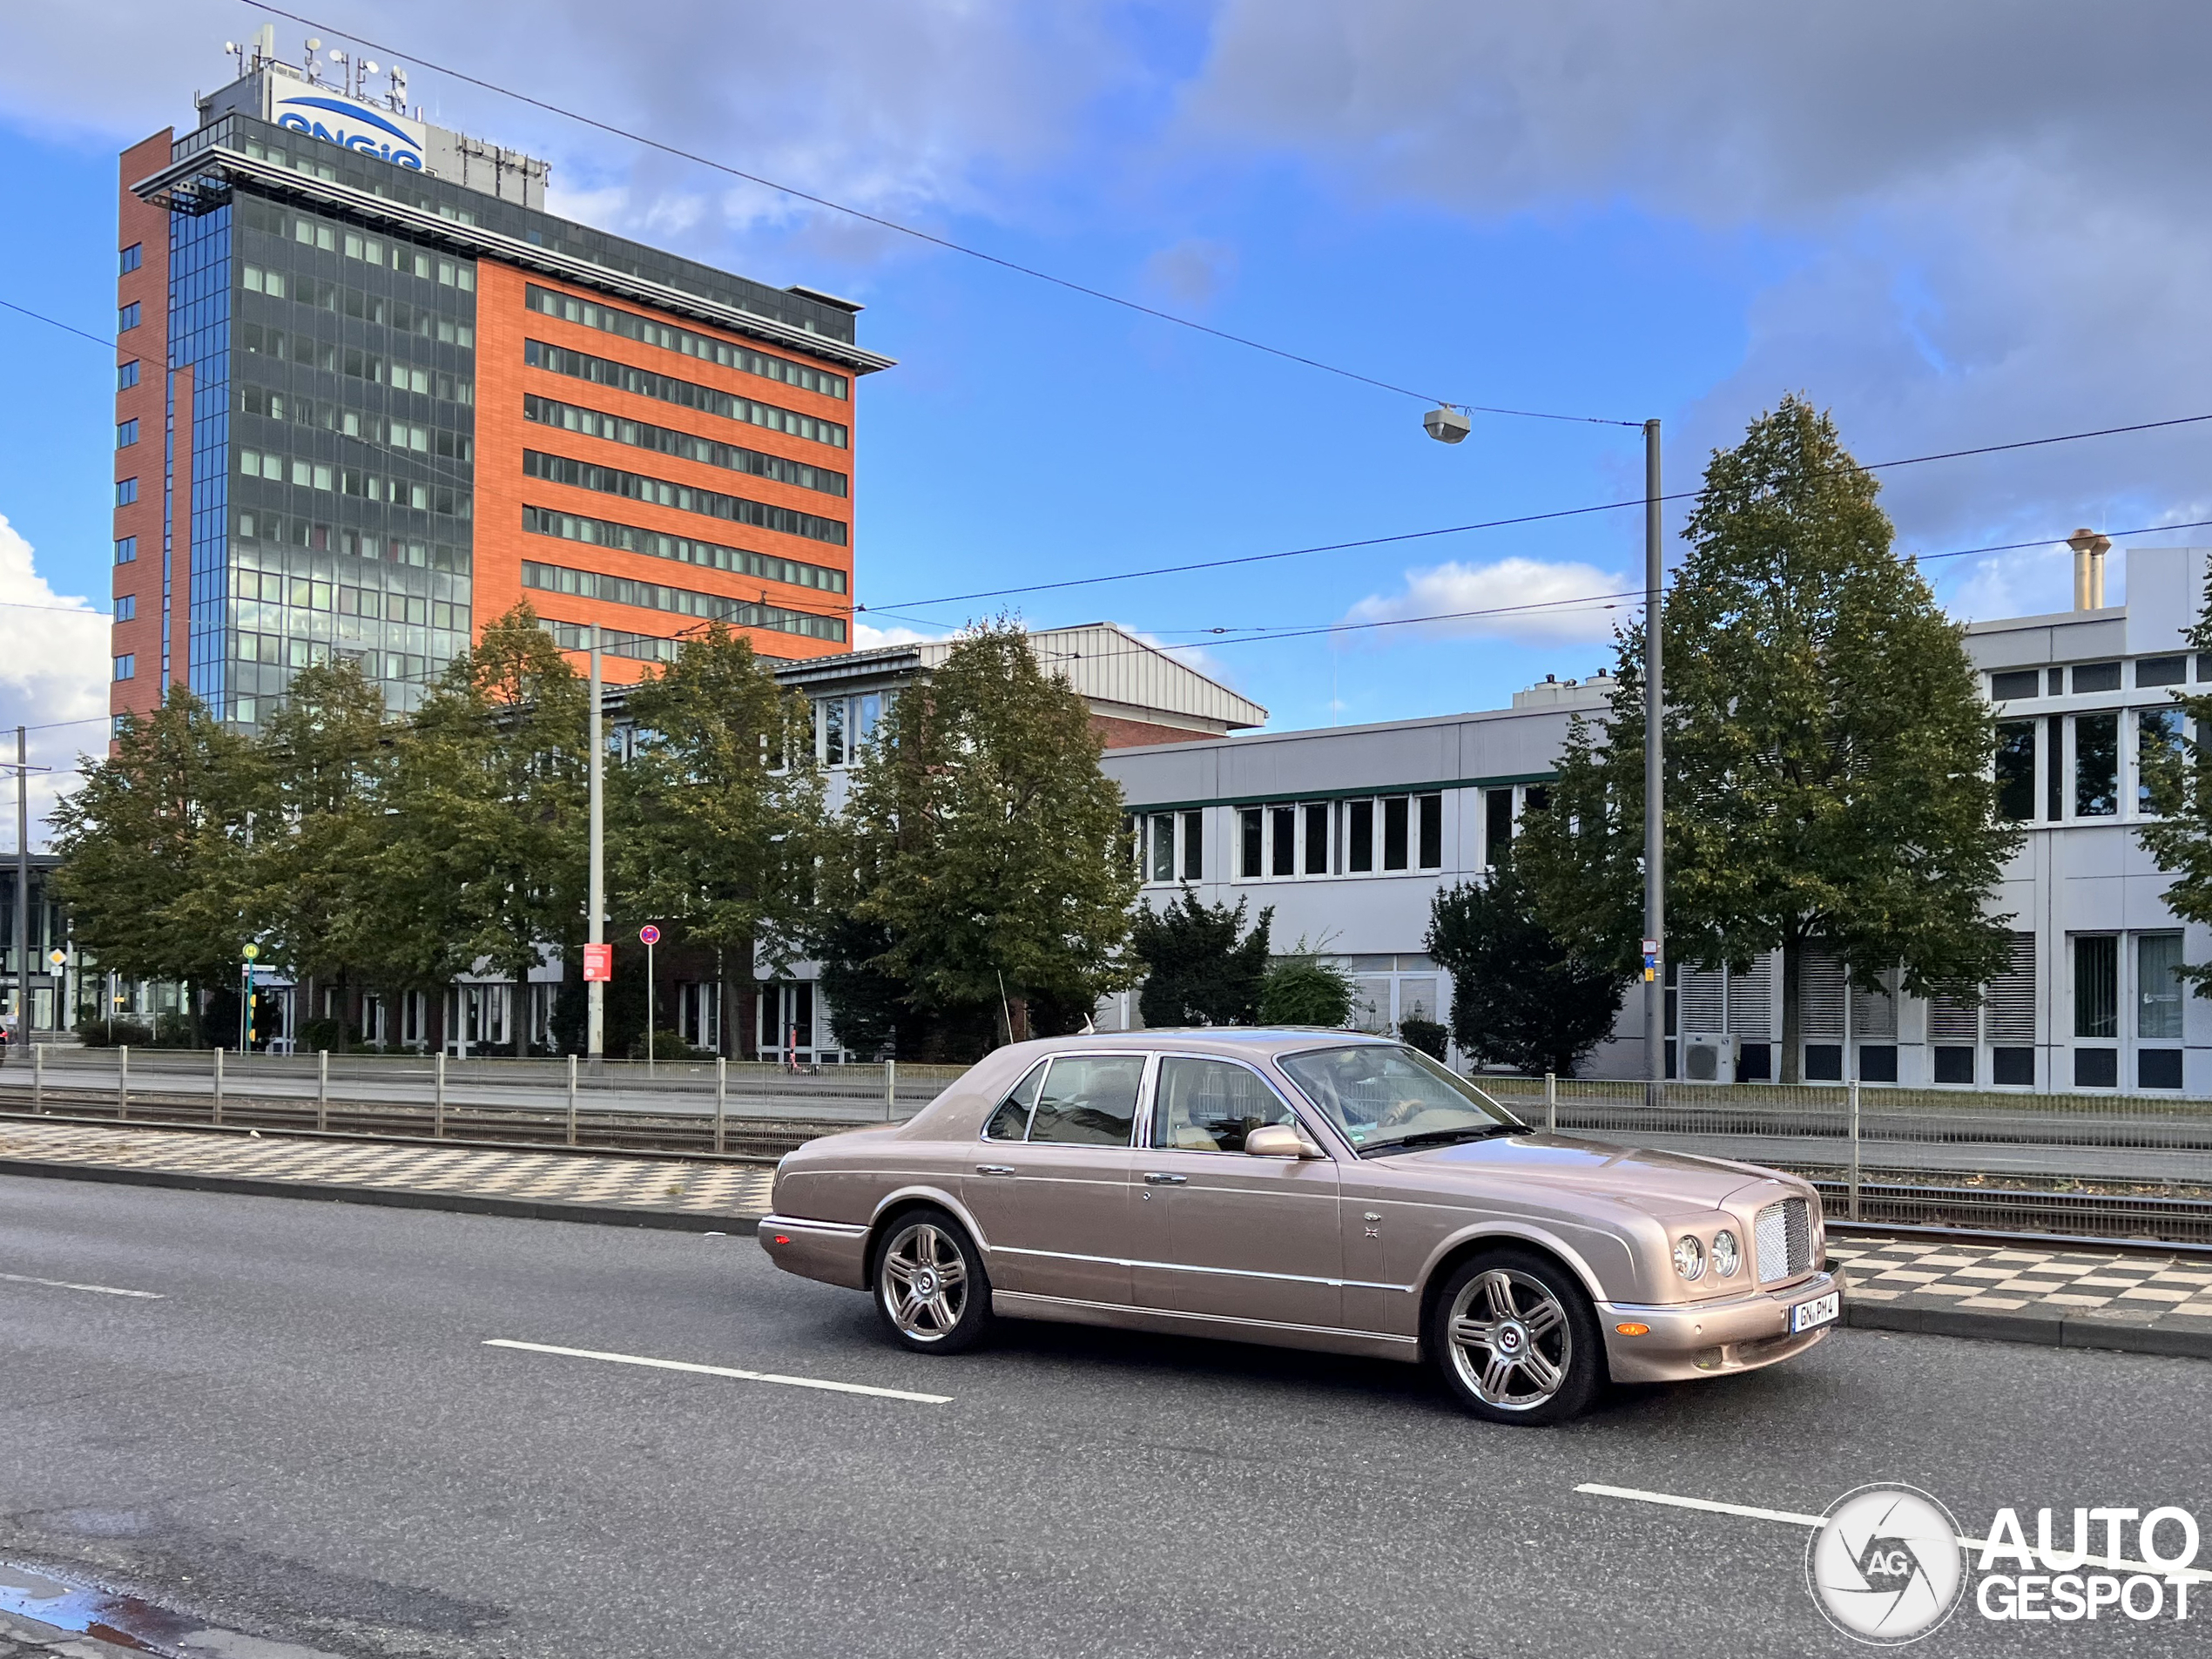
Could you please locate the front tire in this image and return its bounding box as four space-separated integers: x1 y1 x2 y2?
1428 1249 1602 1426
872 1210 992 1354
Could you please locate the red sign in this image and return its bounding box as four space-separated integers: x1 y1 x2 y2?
638 924 662 947
583 943 613 982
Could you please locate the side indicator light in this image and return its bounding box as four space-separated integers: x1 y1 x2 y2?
1613 1322 1651 1337
773 1236 792 1245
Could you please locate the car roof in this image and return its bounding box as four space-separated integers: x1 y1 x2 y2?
1016 1028 1402 1059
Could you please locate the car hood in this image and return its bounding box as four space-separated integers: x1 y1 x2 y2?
1373 1132 1784 1211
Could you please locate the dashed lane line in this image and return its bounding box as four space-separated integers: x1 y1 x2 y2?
482 1338 954 1404
0 1270 165 1299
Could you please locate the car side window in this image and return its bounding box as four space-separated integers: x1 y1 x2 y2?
1027 1055 1145 1146
983 1061 1049 1141
1151 1056 1297 1153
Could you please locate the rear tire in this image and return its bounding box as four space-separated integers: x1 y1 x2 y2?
872 1209 991 1354
1428 1248 1602 1426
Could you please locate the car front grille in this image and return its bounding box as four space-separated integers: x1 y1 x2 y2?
1755 1197 1813 1283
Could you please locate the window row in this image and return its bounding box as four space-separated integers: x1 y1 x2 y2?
228 568 467 629
233 639 447 687
523 339 848 448
237 197 478 289
539 618 679 664
1990 657 2196 701
522 393 846 497
235 510 472 574
1130 811 1204 883
1993 709 2187 821
237 448 472 517
242 265 475 347
1238 794 1445 880
239 324 475 403
237 387 472 462
524 285 847 401
521 506 846 595
520 559 847 642
521 450 848 547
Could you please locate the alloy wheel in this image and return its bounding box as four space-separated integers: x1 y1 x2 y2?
880 1221 969 1343
1446 1266 1573 1411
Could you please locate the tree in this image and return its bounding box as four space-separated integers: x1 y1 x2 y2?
51 685 266 995
831 619 1140 1048
250 659 391 1015
1130 888 1273 1027
2134 581 2212 993
611 623 824 1055
1258 948 1354 1027
374 604 587 1052
1426 857 1624 1076
1517 395 2021 1082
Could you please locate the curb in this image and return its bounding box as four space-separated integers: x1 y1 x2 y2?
0 1156 765 1235
1844 1298 2212 1360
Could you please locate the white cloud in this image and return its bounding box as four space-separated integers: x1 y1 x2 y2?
1342 556 1630 644
0 514 109 848
853 620 943 651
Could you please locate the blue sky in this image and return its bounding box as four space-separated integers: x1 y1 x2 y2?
7 1 2212 810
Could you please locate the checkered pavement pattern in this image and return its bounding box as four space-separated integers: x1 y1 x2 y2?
1831 1236 2212 1334
0 1119 774 1220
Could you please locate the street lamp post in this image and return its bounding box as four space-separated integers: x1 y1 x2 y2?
588 624 605 1071
1424 407 1667 1103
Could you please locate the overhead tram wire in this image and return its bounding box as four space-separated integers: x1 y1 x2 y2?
239 3 1634 430
861 411 2212 615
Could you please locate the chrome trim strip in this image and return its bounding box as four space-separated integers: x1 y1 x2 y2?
997 1289 1419 1348
132 149 900 374
758 1214 867 1238
1599 1271 1838 1318
991 1244 1412 1294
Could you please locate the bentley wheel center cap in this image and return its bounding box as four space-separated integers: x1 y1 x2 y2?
1497 1322 1527 1355
914 1269 939 1298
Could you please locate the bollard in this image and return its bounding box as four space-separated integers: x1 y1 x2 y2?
118 1044 130 1122
212 1045 224 1126
714 1055 727 1156
1847 1079 1863 1222
435 1051 447 1139
317 1049 329 1134
567 1053 579 1148
885 1057 897 1123
1544 1071 1557 1134
32 1042 44 1114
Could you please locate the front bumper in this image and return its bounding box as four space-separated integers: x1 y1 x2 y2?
758 1213 870 1290
1598 1268 1843 1385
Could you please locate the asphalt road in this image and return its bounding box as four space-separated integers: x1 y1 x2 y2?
3 1177 2208 1659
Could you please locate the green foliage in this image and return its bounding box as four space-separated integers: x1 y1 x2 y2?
2134 583 2212 994
610 623 823 1052
1516 395 2020 1082
1130 888 1274 1027
1258 952 1355 1028
51 685 266 989
1426 860 1623 1077
1396 1015 1449 1061
826 619 1140 1049
74 1019 151 1048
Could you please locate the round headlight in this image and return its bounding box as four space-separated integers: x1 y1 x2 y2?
1711 1229 1741 1278
1672 1234 1706 1281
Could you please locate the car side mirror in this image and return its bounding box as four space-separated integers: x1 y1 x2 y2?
1245 1123 1325 1159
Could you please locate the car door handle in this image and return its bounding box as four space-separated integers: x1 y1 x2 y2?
1143 1172 1188 1185
974 1164 1016 1177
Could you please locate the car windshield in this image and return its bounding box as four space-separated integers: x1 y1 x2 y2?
1276 1043 1523 1156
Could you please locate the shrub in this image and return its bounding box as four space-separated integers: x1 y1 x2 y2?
1397 1015 1449 1060
1258 954 1354 1028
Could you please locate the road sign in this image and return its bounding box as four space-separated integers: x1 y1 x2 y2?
242 943 260 961
1642 939 1658 955
583 943 613 982
47 948 66 968
638 924 662 947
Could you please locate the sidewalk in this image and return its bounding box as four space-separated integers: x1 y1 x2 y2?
0 1117 773 1231
3 1116 2209 1359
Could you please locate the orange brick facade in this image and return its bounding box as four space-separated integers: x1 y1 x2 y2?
472 261 859 686
111 130 176 724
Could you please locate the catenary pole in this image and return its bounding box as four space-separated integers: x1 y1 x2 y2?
588 624 605 1069
12 726 25 1049
1642 420 1667 1103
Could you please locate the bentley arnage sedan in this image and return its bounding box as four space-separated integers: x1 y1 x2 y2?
760 1031 1839 1424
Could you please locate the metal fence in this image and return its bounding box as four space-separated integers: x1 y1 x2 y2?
1476 1074 2212 1245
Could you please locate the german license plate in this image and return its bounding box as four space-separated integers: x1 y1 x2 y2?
1791 1291 1840 1333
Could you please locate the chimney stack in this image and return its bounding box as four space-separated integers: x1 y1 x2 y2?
2067 528 2111 610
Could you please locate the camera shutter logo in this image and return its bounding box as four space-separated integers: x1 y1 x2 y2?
1806 1484 1967 1644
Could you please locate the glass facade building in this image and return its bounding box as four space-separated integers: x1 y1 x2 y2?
114 67 894 731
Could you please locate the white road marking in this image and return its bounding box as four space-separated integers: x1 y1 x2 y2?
0 1271 165 1300
482 1339 953 1404
1576 1482 2212 1583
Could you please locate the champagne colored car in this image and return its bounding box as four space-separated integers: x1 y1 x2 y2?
759 1030 1840 1424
